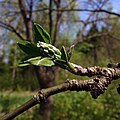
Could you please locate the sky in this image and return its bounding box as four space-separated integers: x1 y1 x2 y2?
0 0 120 63
110 0 120 13
60 0 120 41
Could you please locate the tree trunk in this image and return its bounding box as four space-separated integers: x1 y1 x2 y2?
53 0 62 47
18 0 55 119
34 66 56 120
93 42 98 65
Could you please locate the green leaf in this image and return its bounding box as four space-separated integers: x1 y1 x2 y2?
54 59 66 64
54 59 74 70
17 40 40 56
33 23 51 44
61 46 68 63
67 45 74 61
21 55 38 62
28 57 55 67
18 56 42 67
54 59 67 69
18 62 30 67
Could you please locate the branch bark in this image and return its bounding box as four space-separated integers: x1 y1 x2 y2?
0 77 117 119
69 63 120 78
1 63 120 120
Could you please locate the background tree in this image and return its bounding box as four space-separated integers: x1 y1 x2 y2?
0 0 120 119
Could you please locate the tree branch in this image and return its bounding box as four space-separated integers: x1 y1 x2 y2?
53 0 62 47
73 32 110 46
18 0 33 42
1 98 38 120
73 0 111 47
74 17 118 24
49 0 53 37
0 21 25 40
1 63 120 120
5 7 120 18
18 0 28 21
32 8 120 17
68 63 120 78
29 0 33 19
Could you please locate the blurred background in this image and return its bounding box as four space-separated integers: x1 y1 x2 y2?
0 0 120 119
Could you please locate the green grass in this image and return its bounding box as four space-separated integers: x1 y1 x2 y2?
0 91 37 119
0 86 120 120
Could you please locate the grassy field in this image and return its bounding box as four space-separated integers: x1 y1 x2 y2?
0 90 37 119
0 87 120 120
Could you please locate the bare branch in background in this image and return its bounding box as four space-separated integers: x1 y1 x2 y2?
30 8 120 17
49 0 53 37
74 17 117 24
53 0 62 47
73 0 111 47
0 21 25 40
29 0 33 19
18 0 33 41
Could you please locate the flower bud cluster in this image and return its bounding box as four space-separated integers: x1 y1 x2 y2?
37 41 61 59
